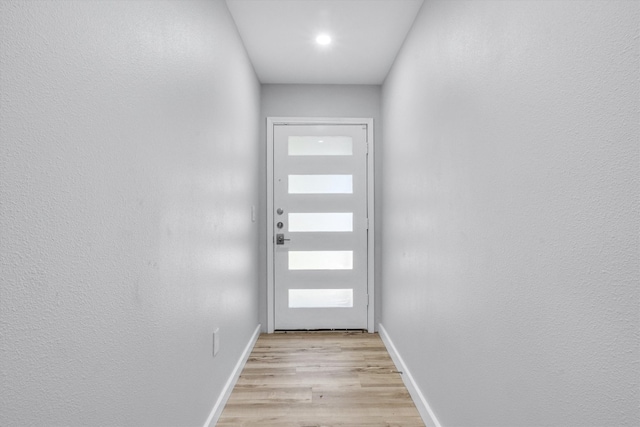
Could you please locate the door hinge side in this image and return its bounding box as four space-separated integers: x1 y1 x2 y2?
366 218 370 229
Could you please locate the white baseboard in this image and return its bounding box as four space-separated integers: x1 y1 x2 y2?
378 324 442 427
203 324 261 427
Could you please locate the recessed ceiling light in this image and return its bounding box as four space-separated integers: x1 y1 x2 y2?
316 34 331 46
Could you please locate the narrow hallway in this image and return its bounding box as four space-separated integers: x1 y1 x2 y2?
218 332 424 427
1 1 637 426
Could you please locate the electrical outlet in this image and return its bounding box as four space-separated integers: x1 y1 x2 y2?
213 328 220 357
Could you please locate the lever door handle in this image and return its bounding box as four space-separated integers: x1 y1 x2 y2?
276 233 290 245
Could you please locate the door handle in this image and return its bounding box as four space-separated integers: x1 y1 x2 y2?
276 233 290 245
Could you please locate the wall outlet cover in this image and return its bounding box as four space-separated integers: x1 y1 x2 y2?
213 328 220 357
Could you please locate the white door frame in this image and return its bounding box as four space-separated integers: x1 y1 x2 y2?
266 117 375 333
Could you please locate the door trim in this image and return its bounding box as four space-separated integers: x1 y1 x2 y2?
266 117 375 333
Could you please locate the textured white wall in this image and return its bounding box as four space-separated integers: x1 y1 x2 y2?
260 84 382 330
381 1 639 426
0 1 260 426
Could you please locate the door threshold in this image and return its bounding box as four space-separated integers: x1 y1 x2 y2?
274 329 368 334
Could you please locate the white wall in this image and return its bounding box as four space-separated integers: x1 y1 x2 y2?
260 84 382 330
0 1 260 426
381 1 638 426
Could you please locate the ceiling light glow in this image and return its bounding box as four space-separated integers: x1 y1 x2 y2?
316 34 331 45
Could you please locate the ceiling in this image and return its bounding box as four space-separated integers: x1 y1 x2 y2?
225 0 424 85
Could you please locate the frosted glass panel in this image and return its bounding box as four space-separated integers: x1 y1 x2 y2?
289 289 353 308
288 136 353 156
288 175 353 194
289 213 353 232
288 251 353 270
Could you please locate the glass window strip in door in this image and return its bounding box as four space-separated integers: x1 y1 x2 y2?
288 136 353 156
288 250 353 270
288 175 353 194
288 212 353 232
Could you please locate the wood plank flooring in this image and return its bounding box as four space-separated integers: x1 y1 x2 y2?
217 331 425 427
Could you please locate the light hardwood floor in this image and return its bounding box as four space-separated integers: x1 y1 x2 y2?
217 331 425 427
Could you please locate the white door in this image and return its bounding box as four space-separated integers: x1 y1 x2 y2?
272 123 370 330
